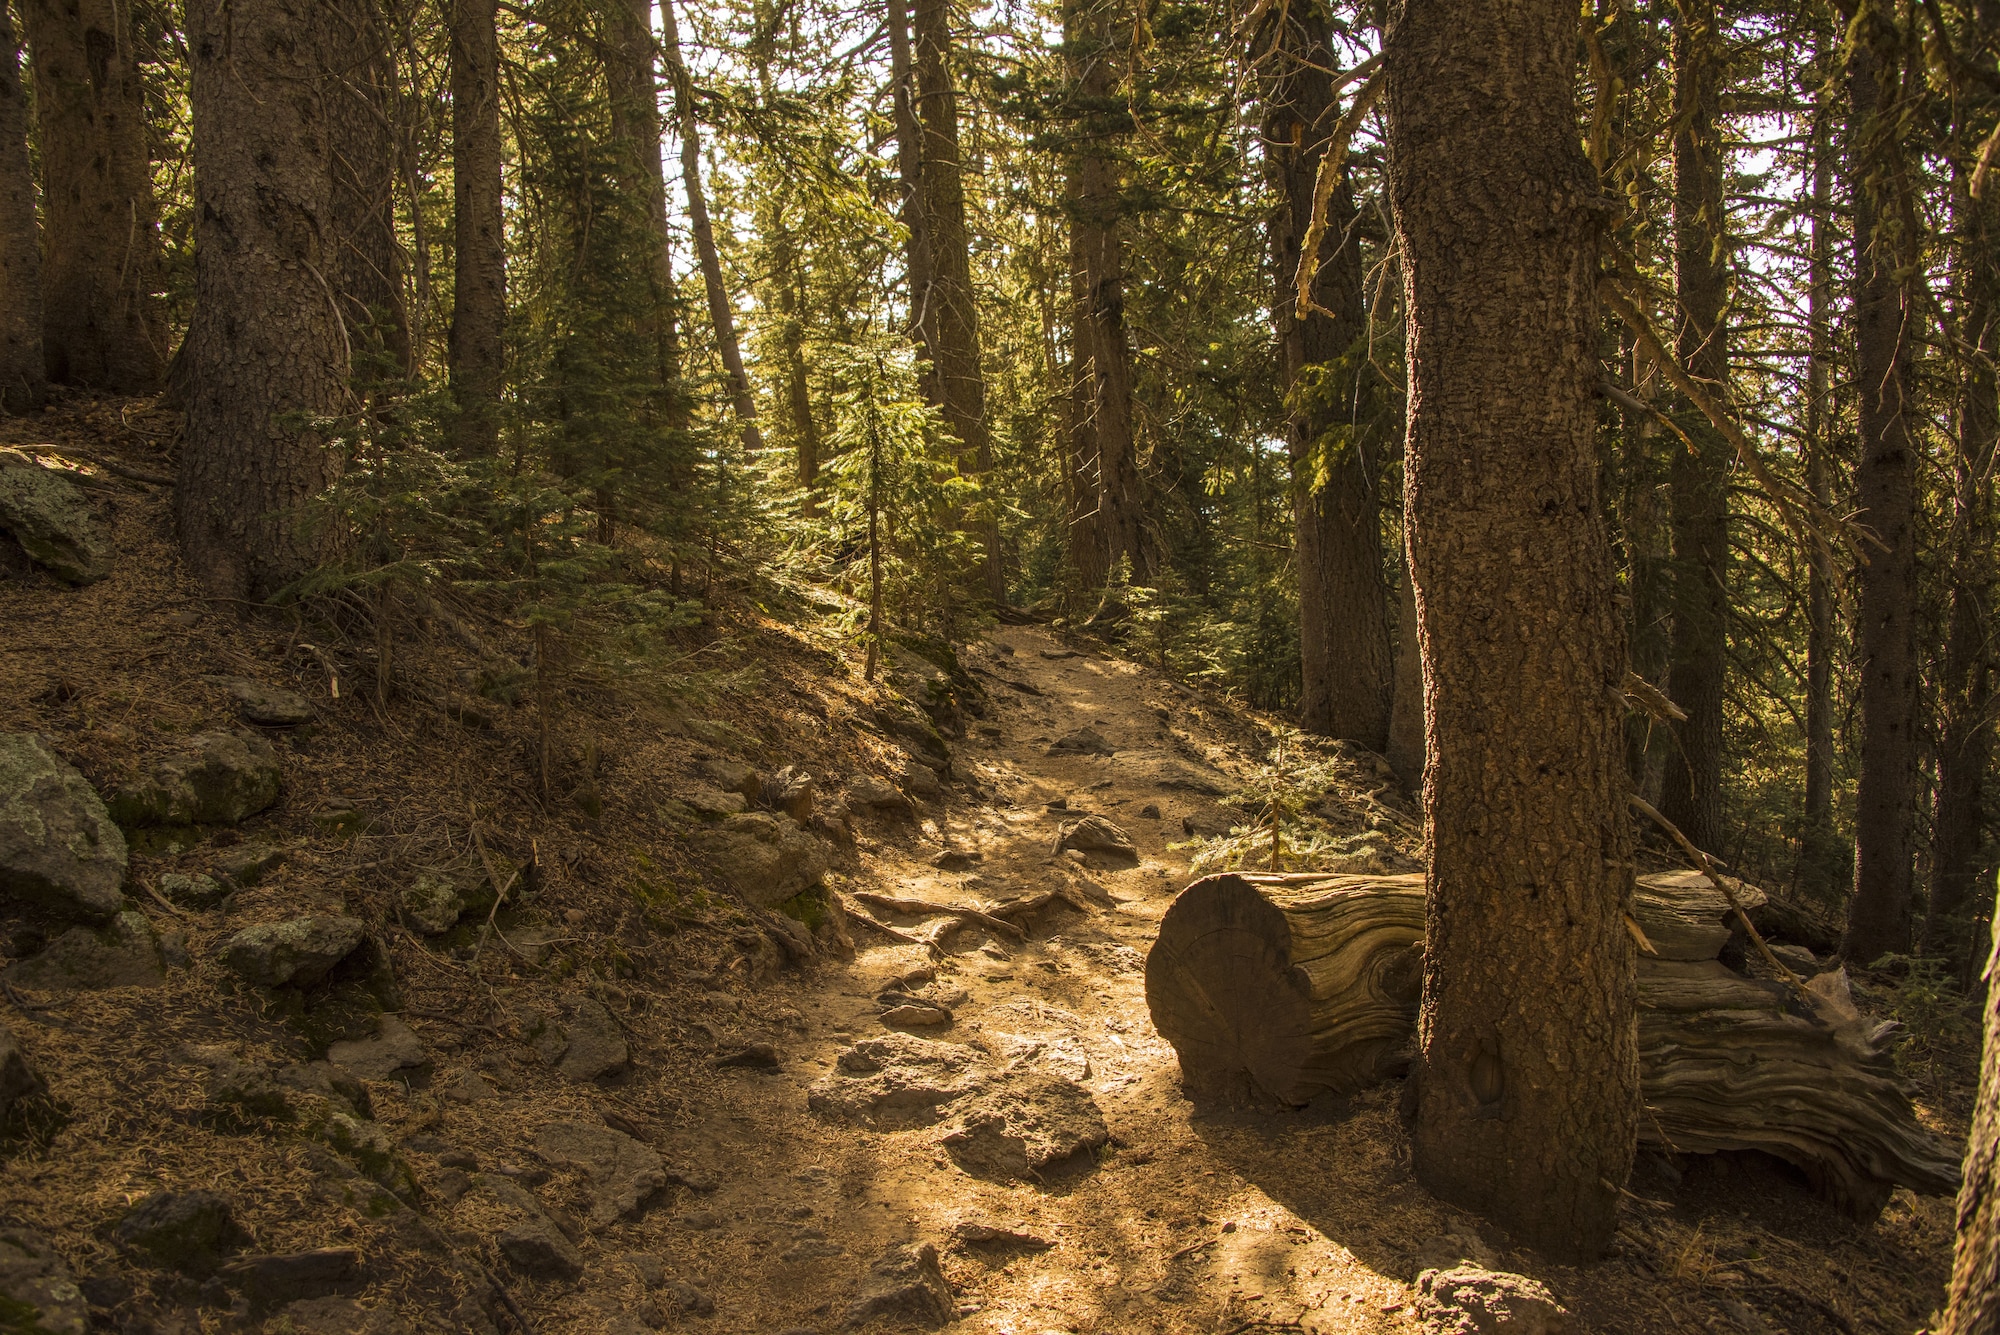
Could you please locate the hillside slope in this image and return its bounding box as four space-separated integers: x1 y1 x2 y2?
0 399 1961 1335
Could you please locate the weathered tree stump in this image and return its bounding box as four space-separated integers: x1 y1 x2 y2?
1145 871 1961 1217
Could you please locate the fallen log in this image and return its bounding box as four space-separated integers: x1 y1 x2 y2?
1144 871 1961 1218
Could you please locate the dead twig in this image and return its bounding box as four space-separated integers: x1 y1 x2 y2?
1629 795 1801 987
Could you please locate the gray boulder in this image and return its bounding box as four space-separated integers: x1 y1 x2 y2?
0 1229 87 1335
7 909 164 990
222 678 314 726
689 812 828 908
110 731 282 827
398 873 463 934
159 871 228 907
900 759 943 800
842 1242 954 1329
327 1017 430 1082
0 460 111 585
114 1190 248 1275
701 758 760 800
222 916 366 987
532 1120 667 1224
1415 1266 1571 1335
0 733 127 922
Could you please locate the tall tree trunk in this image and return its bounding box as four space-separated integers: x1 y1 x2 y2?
1800 80 1842 902
605 0 683 410
1944 883 2000 1332
1066 0 1144 588
0 0 44 414
1385 0 1636 1260
911 0 1004 602
449 0 504 457
661 0 763 454
326 0 410 379
1841 4 1920 966
177 0 350 600
1659 0 1730 854
1256 0 1391 748
1063 235 1108 602
1926 160 1999 969
22 0 162 391
887 0 931 360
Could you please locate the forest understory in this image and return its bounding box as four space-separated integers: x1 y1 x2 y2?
0 400 1972 1335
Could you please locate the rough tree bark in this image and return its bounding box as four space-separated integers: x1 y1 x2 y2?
1385 0 1637 1260
1660 0 1730 854
1386 547 1424 790
0 0 44 414
326 0 410 377
1257 3 1391 750
605 0 684 410
912 0 1003 602
1841 5 1920 966
1065 0 1145 590
661 0 763 454
449 0 504 457
22 0 162 391
177 0 350 600
887 0 932 359
1944 882 2000 1333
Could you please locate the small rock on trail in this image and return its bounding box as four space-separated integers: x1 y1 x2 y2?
1415 1265 1572 1334
843 1242 954 1329
939 1069 1109 1182
808 1033 977 1128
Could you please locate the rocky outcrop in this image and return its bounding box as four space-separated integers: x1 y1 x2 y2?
1055 814 1136 861
0 458 111 585
7 909 164 990
0 1229 87 1335
110 731 283 827
532 1120 667 1224
222 916 367 987
843 1242 954 1329
0 733 127 922
474 1175 583 1281
689 813 828 909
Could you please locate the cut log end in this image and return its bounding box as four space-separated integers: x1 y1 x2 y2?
1145 874 1423 1106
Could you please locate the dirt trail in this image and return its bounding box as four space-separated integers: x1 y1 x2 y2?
549 625 1954 1335
608 623 1431 1335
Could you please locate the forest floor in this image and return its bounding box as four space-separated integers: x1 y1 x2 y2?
0 397 1968 1335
